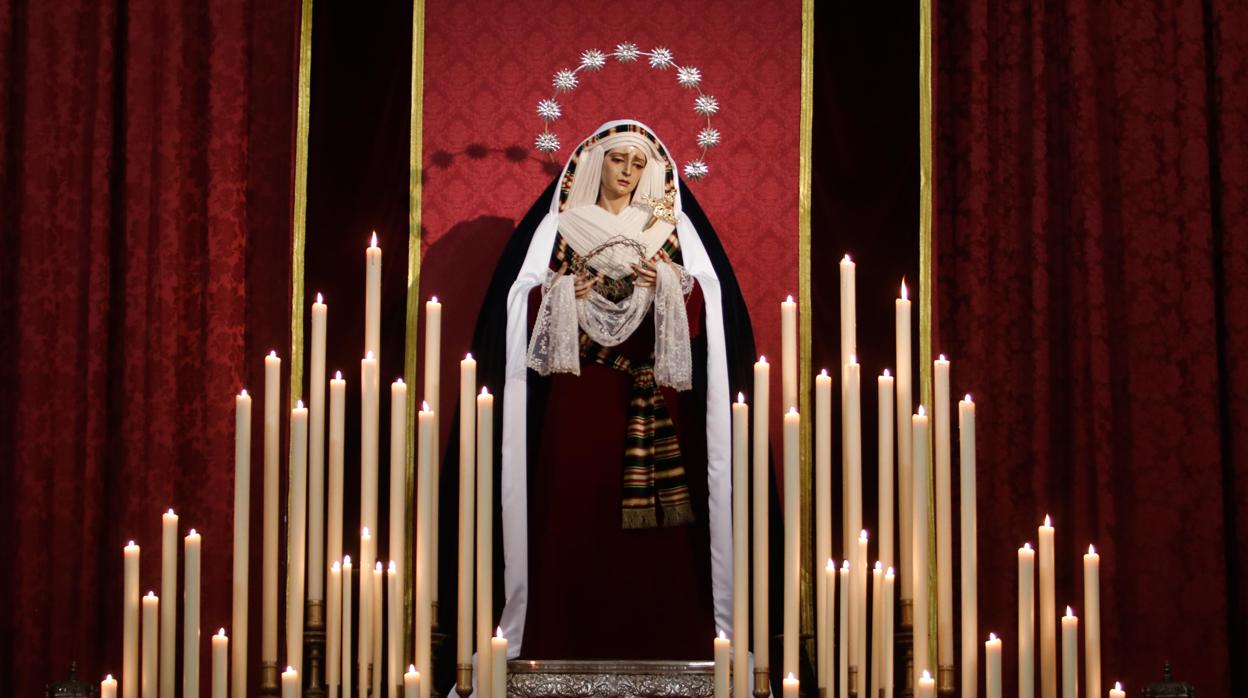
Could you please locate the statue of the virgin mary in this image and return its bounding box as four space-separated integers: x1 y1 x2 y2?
436 120 774 672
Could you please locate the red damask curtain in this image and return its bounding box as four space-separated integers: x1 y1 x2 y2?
935 1 1247 695
0 2 298 695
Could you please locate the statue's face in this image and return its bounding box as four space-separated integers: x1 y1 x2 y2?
599 146 648 201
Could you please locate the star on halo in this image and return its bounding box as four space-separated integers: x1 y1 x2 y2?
648 47 675 69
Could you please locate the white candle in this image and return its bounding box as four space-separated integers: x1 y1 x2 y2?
715 631 731 698
309 294 327 603
476 389 495 698
895 283 913 602
415 404 435 698
1109 682 1125 698
933 356 953 674
424 297 442 607
959 395 978 698
263 351 281 667
389 562 401 695
878 371 895 570
360 354 379 573
458 355 477 678
232 390 251 698
160 511 178 698
388 378 408 682
815 370 832 694
918 670 936 698
1039 517 1056 698
844 359 862 569
328 373 346 591
870 562 883 698
854 530 869 692
752 356 770 684
781 295 798 411
824 559 837 698
358 533 373 698
365 233 381 360
1019 543 1036 698
1084 546 1101 698
372 564 383 698
142 592 158 698
491 628 508 698
783 673 800 698
912 408 930 684
103 675 118 698
328 561 341 695
212 629 228 698
838 561 849 698
184 530 202 698
341 556 353 698
783 406 800 679
288 401 309 676
1061 608 1078 698
884 567 896 698
839 255 856 370
732 394 750 698
985 633 1002 698
405 666 420 698
282 667 298 698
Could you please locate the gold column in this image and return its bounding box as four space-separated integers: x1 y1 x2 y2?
919 0 937 673
797 0 817 672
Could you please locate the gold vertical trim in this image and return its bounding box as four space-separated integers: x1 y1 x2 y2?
797 0 817 659
403 0 427 663
918 0 937 669
289 0 314 404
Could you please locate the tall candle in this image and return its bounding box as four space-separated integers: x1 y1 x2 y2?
783 674 800 698
715 631 731 698
781 295 798 411
328 561 341 695
341 556 353 698
476 389 495 698
933 356 953 673
491 629 508 698
212 629 228 698
423 297 442 607
389 562 401 695
824 559 837 698
1109 682 1124 698
328 373 346 589
142 592 158 698
372 565 383 698
160 511 178 698
783 407 801 678
232 389 251 698
732 394 750 698
839 255 856 369
815 370 832 694
365 233 381 360
918 670 935 698
184 530 202 698
854 530 869 692
282 667 298 698
1019 543 1036 698
752 356 770 685
844 359 862 567
985 634 1002 698
287 401 309 676
884 568 896 698
309 294 327 602
912 407 931 684
457 355 477 682
895 282 913 602
103 675 118 698
405 666 420 698
1039 517 1056 698
1084 546 1101 698
878 371 895 570
358 532 373 698
360 354 379 571
263 351 281 667
838 561 849 698
415 404 435 698
1061 608 1078 698
122 546 139 698
870 562 883 698
959 394 977 698
388 377 408 674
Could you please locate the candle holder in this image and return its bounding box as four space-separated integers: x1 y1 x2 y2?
895 615 913 698
261 661 280 696
753 667 771 698
848 666 858 698
430 604 446 698
456 663 474 697
305 599 327 698
936 665 954 696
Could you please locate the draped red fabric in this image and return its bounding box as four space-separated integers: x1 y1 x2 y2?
935 1 1248 695
0 2 298 695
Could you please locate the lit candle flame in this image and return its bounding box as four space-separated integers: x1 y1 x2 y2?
430 295 439 304
422 401 431 412
316 292 323 304
409 664 418 674
921 670 932 681
343 554 352 565
938 353 947 362
466 352 474 360
965 393 972 402
388 560 396 572
1088 544 1097 555
332 561 341 571
859 529 869 542
370 231 378 247
737 392 745 404
269 350 277 357
481 387 490 396
335 370 343 380
395 378 404 385
826 558 836 571
886 566 895 576
989 632 997 641
788 406 798 415
147 591 156 598
366 350 374 360
883 368 891 377
167 508 175 516
820 368 828 377
1065 606 1074 617
917 405 927 417
842 560 851 571
296 400 304 409
718 629 727 640
375 561 383 571
218 628 226 637
1044 514 1052 527
786 673 797 681
1023 542 1033 550
495 627 505 639
850 353 858 365
874 561 883 571
901 279 909 300
240 388 248 397
188 529 198 536
758 355 767 363
843 253 852 263
361 527 371 538
785 294 793 303
1114 682 1122 691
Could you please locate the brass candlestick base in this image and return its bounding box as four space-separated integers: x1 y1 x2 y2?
261 661 280 696
849 666 859 698
936 665 954 696
456 663 474 697
753 667 771 698
899 600 913 629
430 614 447 698
305 599 327 698
895 620 913 698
